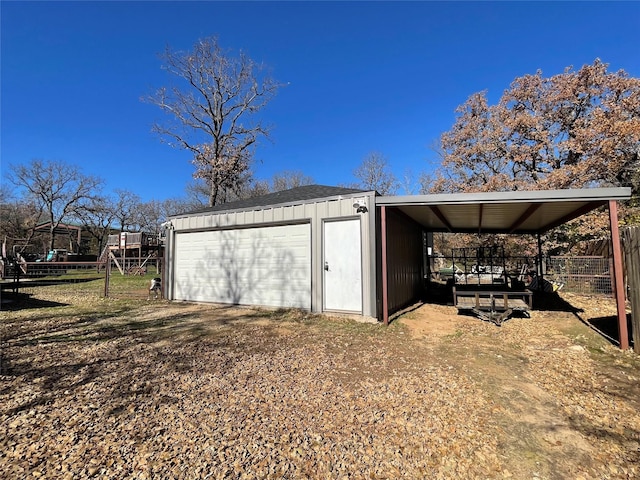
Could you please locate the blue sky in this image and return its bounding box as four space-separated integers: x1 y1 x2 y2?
2 1 639 202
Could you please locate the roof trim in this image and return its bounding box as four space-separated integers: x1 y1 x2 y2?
171 185 373 219
376 187 632 235
377 187 632 206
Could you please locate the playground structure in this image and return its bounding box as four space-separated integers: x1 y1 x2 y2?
102 232 164 275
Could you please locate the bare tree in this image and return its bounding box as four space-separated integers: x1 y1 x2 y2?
418 171 436 195
0 189 42 258
76 195 118 256
270 170 314 192
242 179 271 198
353 152 399 195
159 198 194 219
135 200 164 237
184 169 312 207
185 168 258 206
7 159 102 251
134 198 192 236
112 189 142 232
145 36 282 207
184 179 210 208
399 168 419 195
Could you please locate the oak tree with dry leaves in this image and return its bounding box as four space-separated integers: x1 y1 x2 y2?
434 59 640 195
430 60 640 252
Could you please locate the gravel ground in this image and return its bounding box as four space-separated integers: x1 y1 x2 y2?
1 288 639 479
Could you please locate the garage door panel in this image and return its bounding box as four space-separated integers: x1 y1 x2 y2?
173 224 311 309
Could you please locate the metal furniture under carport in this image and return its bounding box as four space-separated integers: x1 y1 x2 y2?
376 187 633 349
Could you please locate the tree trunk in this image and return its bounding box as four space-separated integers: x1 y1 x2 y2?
49 225 56 252
209 183 219 208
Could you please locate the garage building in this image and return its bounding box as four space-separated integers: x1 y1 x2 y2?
164 186 379 319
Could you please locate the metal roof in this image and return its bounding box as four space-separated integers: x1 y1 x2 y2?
181 185 369 216
377 187 632 234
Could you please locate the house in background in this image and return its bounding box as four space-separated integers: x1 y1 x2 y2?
163 184 631 338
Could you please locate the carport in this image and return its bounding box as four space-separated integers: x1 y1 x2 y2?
376 187 632 349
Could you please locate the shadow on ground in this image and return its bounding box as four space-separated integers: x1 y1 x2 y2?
422 281 637 348
584 313 634 349
1 292 69 311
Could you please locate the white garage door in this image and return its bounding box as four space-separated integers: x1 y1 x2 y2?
173 224 311 309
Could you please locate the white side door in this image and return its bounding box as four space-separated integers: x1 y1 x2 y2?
323 218 362 312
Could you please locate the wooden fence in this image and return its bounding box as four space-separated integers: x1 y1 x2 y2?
622 226 640 353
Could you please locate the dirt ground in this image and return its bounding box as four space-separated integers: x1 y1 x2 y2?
1 287 639 479
400 292 640 478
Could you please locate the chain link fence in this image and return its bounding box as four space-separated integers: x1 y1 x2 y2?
431 253 614 296
546 256 612 296
1 259 165 306
103 257 164 300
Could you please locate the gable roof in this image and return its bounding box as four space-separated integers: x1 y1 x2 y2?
182 185 369 216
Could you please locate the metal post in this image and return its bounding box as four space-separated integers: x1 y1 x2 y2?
104 254 110 297
381 206 389 325
13 263 20 295
537 232 544 291
608 200 629 350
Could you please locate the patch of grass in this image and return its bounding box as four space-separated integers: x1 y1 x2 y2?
444 329 465 340
554 319 616 353
5 271 164 313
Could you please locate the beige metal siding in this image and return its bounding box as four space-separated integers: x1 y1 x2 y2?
168 192 378 318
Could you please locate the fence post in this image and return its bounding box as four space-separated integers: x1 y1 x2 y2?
104 256 110 298
609 257 615 299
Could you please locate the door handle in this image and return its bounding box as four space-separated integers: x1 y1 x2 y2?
324 261 329 271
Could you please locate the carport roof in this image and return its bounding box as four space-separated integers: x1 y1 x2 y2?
377 187 632 234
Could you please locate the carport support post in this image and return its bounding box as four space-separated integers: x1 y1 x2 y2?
608 200 629 350
381 206 389 325
537 233 544 290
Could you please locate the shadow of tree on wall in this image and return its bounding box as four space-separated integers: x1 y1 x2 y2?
175 226 309 309
276 248 308 308
197 229 266 305
174 230 250 304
